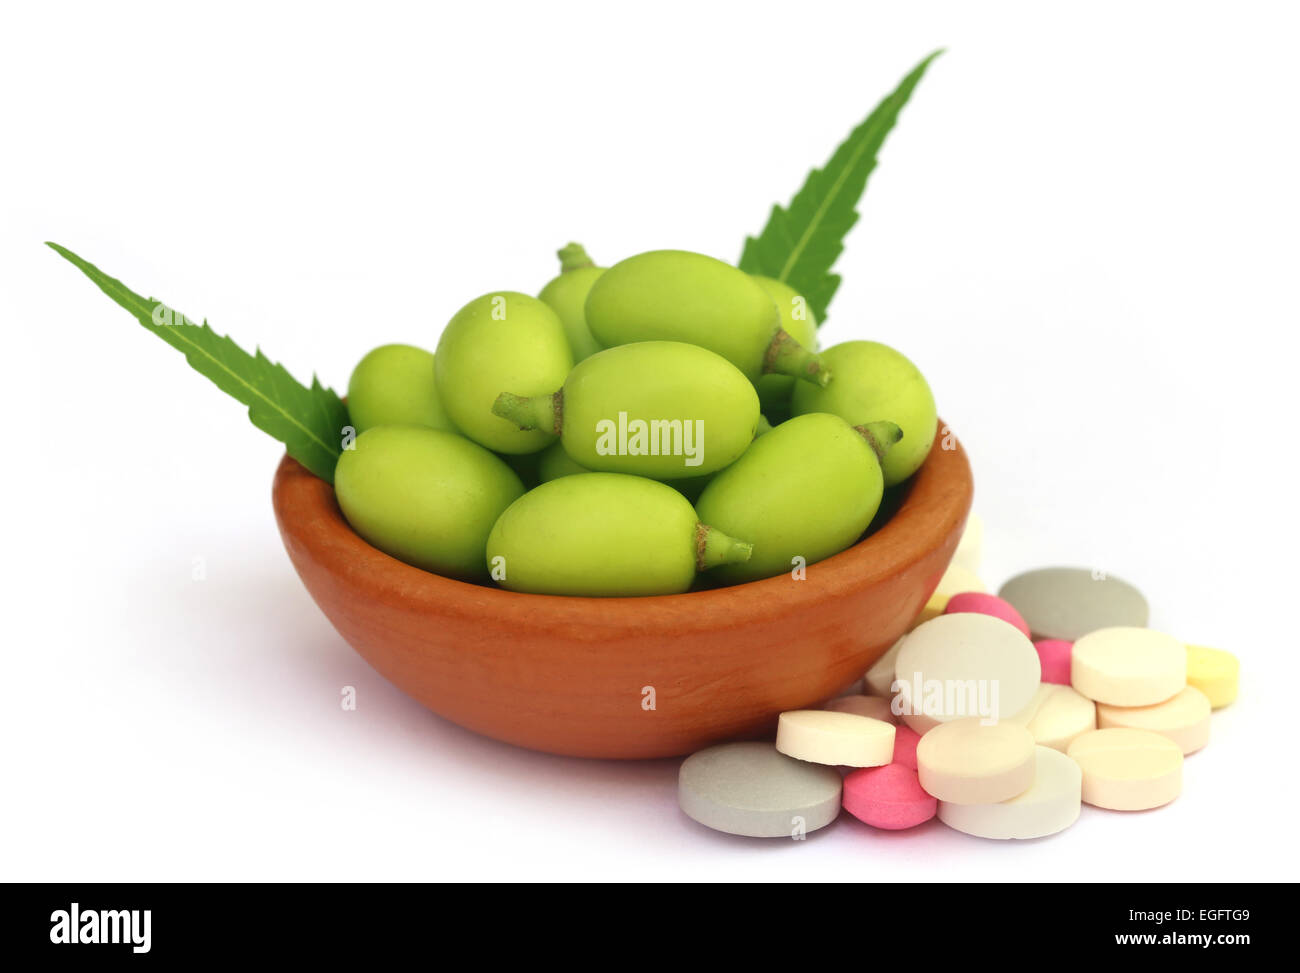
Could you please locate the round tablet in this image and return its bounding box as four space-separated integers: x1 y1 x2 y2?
951 512 984 574
776 710 896 767
1185 644 1239 709
678 742 843 838
1034 639 1073 685
823 694 897 723
1096 686 1211 755
864 636 906 697
895 613 1041 725
944 592 1032 639
1067 728 1183 811
843 764 937 830
1006 683 1096 753
916 719 1037 805
892 723 922 771
938 746 1082 840
998 567 1149 641
1072 627 1186 706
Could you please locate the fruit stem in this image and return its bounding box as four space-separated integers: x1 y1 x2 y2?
696 524 753 572
557 242 594 273
853 421 904 463
763 328 832 387
491 391 563 435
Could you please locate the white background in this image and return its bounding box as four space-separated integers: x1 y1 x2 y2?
2 1 1297 881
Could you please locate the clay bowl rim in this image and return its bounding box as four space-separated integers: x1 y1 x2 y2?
272 419 973 632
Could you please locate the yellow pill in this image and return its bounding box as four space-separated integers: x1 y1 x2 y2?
1185 644 1238 709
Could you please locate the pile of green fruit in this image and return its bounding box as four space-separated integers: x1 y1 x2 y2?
338 246 937 597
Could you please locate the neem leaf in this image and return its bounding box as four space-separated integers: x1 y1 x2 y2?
738 49 943 325
48 242 349 482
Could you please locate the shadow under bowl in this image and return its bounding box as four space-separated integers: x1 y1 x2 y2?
272 420 973 758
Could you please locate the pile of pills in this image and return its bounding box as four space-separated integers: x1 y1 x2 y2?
677 514 1240 840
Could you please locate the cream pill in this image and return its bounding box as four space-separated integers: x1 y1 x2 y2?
823 694 897 723
864 636 906 697
895 613 1041 725
1096 686 1211 755
998 567 1148 641
937 746 1082 840
1067 728 1183 811
776 710 896 767
917 719 1037 805
1006 683 1096 753
1072 627 1186 706
678 742 843 837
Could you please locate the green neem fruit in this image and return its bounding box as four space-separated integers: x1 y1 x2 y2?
584 250 831 388
695 413 901 585
538 243 606 362
537 440 591 481
492 340 760 479
335 426 524 581
750 276 819 419
486 473 752 596
435 292 573 454
791 341 937 487
347 344 455 434
538 440 714 502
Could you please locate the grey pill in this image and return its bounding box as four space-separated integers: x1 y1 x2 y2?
678 742 842 838
998 567 1149 641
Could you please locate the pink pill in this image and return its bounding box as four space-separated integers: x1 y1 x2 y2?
1034 639 1074 685
843 763 937 830
892 723 922 771
944 592 1032 639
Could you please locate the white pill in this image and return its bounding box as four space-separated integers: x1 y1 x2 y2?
864 636 906 697
1096 686 1211 755
951 512 984 574
938 746 1082 840
917 718 1037 805
776 710 896 767
1067 728 1183 810
895 613 1041 726
1006 683 1097 752
1072 627 1186 706
822 694 897 723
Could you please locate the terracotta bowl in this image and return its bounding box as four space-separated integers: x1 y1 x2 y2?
272 421 973 759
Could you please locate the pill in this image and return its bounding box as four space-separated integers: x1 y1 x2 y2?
997 567 1148 641
1006 683 1096 752
937 746 1082 840
1067 728 1183 811
1185 644 1239 709
843 763 937 830
895 613 1041 725
917 719 1037 805
1034 639 1073 685
944 592 1032 639
1096 686 1211 755
912 563 987 629
864 636 906 696
776 710 896 767
951 512 984 574
678 742 843 838
823 694 897 723
892 722 922 770
1072 627 1186 706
